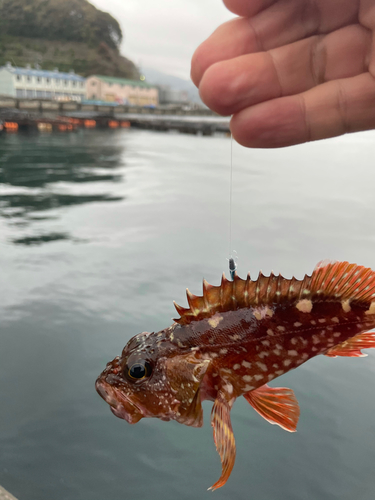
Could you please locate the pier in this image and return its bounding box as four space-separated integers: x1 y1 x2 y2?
0 485 18 500
0 97 230 135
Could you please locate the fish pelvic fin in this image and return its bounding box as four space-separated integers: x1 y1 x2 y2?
244 384 300 433
325 331 375 358
209 386 236 491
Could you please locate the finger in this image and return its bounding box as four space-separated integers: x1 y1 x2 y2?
224 0 358 22
223 0 277 17
191 0 358 87
198 24 371 116
230 73 375 148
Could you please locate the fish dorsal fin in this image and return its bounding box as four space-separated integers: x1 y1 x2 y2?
173 261 375 325
325 331 375 358
243 384 300 432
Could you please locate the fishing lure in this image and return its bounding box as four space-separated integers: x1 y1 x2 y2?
96 260 375 490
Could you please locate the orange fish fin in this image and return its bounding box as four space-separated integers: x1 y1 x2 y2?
244 384 300 432
209 391 236 491
325 331 375 358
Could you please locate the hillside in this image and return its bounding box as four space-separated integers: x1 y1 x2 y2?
0 0 139 78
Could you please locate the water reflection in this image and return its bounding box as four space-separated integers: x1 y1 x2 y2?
0 131 125 245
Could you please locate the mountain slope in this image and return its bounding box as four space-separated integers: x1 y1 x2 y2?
0 0 139 78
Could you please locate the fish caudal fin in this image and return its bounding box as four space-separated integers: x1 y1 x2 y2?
209 392 236 491
244 384 300 432
325 331 375 358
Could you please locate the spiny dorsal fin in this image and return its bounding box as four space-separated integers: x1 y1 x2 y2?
173 261 375 325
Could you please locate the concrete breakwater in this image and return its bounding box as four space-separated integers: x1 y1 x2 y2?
0 97 230 135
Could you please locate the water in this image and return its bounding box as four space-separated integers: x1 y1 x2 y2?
0 128 375 500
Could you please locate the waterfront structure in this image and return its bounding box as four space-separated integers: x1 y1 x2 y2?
0 62 86 100
85 75 158 106
158 86 189 106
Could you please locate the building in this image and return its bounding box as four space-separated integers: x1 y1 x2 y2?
86 75 158 106
158 86 189 106
0 62 86 100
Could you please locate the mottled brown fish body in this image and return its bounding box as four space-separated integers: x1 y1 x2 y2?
96 261 375 491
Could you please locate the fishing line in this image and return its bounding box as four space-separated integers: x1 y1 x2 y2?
228 133 237 280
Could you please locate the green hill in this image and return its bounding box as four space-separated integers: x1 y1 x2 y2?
0 0 139 78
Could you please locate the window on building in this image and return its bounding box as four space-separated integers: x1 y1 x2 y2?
46 78 50 84
36 90 44 98
80 82 84 88
16 89 25 98
27 76 31 82
16 75 22 81
72 81 76 87
37 77 41 84
55 79 60 86
26 89 34 98
45 91 52 99
64 80 68 87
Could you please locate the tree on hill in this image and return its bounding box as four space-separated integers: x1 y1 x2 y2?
0 0 122 50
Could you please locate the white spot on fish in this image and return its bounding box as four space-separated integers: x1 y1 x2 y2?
341 300 351 313
267 329 275 336
365 302 375 315
311 320 316 325
294 322 302 327
243 375 252 382
275 370 284 376
259 351 269 359
224 383 233 394
230 334 241 341
254 374 263 381
318 318 326 323
302 353 309 360
208 315 224 328
296 299 313 313
267 374 275 381
261 340 270 347
312 346 318 352
253 306 274 320
291 338 297 345
333 332 341 338
244 385 255 392
242 360 251 368
277 326 286 332
273 349 281 355
220 348 228 355
287 350 298 356
256 362 268 372
331 317 339 323
312 335 320 344
233 364 240 370
283 359 292 367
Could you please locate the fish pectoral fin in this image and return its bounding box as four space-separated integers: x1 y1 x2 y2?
244 384 300 432
209 392 236 491
325 331 375 358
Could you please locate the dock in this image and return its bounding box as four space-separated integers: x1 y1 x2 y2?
0 485 18 500
0 97 230 135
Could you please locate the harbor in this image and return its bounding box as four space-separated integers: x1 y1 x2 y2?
0 97 230 135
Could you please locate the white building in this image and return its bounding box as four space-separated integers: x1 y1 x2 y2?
0 62 86 100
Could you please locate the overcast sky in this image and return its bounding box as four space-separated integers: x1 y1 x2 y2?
89 0 234 80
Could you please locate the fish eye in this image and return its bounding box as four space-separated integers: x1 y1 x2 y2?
126 361 152 381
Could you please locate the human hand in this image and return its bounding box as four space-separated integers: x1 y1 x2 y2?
191 0 375 148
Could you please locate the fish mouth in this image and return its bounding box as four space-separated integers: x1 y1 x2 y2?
95 378 143 424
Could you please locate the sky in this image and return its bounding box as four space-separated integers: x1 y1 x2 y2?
89 0 235 80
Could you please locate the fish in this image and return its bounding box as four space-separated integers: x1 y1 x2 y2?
95 260 375 490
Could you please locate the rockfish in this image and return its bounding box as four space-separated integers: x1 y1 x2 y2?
96 261 375 490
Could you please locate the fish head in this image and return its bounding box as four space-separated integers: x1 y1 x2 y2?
96 329 210 427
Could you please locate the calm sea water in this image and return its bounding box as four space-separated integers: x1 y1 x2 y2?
1 128 375 500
